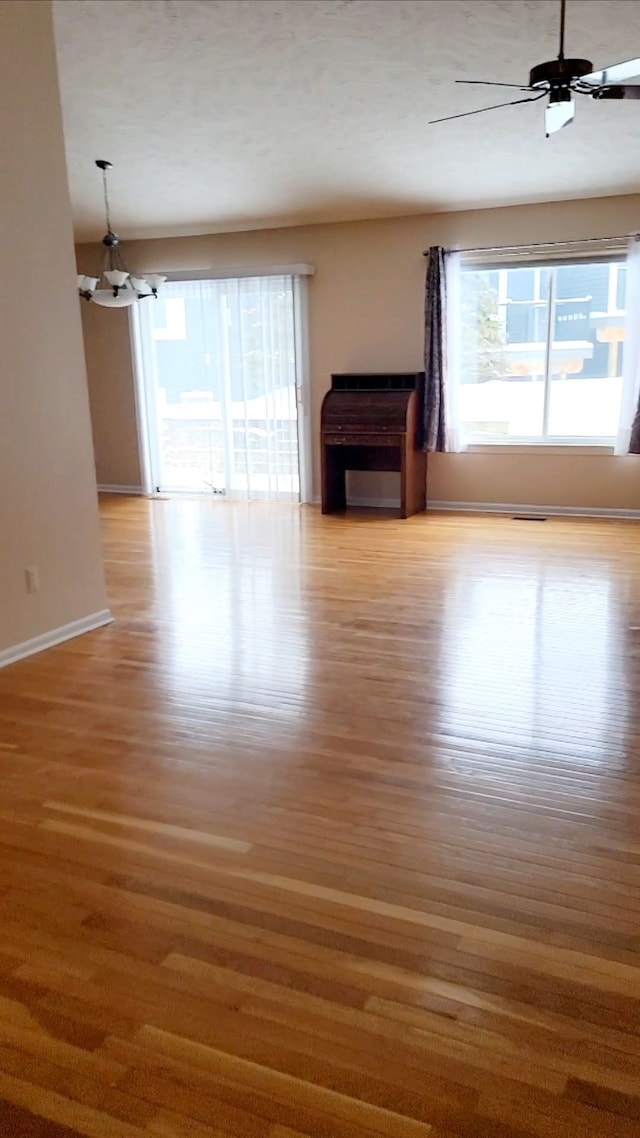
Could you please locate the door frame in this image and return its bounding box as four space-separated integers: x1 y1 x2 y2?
129 303 160 495
293 275 313 505
129 269 314 502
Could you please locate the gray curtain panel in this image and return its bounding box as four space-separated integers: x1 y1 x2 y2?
630 406 640 454
423 245 447 452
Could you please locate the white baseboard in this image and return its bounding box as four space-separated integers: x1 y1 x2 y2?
97 484 145 495
428 500 640 519
0 609 113 670
313 494 640 519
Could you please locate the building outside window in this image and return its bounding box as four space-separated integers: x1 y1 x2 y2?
458 257 626 443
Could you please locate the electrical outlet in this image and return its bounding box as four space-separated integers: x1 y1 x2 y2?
25 566 39 594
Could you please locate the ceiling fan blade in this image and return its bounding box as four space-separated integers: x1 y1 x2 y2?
545 95 575 135
455 80 534 90
581 57 640 86
429 92 545 125
591 84 640 100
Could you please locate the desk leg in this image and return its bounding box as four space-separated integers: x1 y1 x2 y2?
321 447 347 514
401 447 427 518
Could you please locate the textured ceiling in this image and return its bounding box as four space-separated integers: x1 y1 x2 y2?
53 0 640 241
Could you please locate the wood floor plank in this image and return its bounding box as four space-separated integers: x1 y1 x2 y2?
42 800 252 853
0 1099 87 1138
1 497 640 1136
0 1067 151 1137
0 1016 124 1084
148 1111 237 1138
0 1037 155 1127
106 1036 415 1138
134 1024 435 1137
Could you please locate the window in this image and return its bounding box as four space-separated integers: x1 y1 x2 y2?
458 256 627 444
151 297 187 341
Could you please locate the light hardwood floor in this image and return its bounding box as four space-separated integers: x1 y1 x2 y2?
1 494 640 1137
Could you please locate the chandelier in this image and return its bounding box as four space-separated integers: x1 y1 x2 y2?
77 160 166 308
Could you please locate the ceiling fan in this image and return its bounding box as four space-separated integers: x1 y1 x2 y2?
430 0 640 136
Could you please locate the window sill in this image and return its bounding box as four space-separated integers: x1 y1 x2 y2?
464 442 615 456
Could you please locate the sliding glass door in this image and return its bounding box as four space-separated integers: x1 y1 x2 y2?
134 275 303 500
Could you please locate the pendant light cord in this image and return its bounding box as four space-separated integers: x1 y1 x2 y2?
102 167 112 233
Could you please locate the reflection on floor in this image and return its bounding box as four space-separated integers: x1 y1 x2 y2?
0 494 639 1137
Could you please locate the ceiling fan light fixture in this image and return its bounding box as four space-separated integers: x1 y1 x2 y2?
77 161 162 307
546 88 575 134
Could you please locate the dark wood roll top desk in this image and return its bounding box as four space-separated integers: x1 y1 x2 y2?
320 372 427 518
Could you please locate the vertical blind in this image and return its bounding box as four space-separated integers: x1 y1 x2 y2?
138 274 300 500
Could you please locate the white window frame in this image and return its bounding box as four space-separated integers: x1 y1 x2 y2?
458 249 627 451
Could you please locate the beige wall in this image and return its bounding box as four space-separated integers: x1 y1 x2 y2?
0 1 108 654
78 194 640 510
81 302 142 488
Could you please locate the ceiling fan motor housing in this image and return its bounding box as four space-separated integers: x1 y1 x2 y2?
529 57 593 88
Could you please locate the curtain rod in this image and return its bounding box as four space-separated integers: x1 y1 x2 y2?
423 233 638 255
